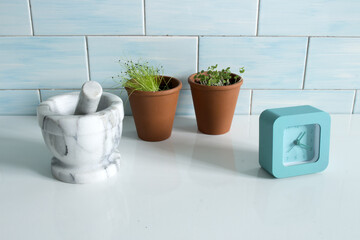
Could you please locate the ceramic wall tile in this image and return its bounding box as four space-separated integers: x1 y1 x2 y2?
0 37 87 89
146 0 257 35
252 90 355 114
354 91 360 114
0 0 31 35
40 89 79 101
1 0 359 115
199 37 307 89
176 89 251 115
176 90 194 115
234 90 252 115
0 90 39 115
41 88 250 116
258 0 360 36
305 38 360 89
31 0 143 35
88 37 197 89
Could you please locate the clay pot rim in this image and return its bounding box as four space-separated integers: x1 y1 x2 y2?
188 72 243 91
125 76 182 97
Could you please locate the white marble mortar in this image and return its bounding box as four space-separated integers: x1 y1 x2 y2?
37 92 124 184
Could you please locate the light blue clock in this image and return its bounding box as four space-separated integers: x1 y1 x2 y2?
259 105 330 178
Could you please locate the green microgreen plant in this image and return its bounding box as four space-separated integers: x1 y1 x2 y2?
194 64 245 86
112 60 170 92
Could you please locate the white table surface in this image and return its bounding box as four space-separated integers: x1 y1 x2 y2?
0 115 359 240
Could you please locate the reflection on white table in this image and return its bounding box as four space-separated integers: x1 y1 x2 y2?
0 115 359 240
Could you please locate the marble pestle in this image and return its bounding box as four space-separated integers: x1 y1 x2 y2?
37 80 124 184
75 81 103 115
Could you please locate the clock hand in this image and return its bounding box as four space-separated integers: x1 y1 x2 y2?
295 132 304 141
293 131 306 146
299 143 312 151
288 132 309 153
287 143 296 153
297 131 306 141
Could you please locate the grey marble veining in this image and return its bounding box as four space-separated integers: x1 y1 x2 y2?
37 92 124 183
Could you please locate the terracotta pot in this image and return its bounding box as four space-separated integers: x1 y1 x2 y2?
188 72 243 135
126 76 182 141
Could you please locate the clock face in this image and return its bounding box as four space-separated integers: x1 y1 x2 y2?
282 124 320 166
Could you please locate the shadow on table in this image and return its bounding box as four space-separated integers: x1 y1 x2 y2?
0 137 54 180
120 117 139 140
121 129 139 140
233 148 273 179
190 143 272 179
161 132 274 179
173 116 197 133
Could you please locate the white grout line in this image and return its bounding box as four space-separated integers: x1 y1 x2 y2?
142 0 146 35
196 36 200 72
243 88 356 91
301 37 310 89
0 35 33 37
249 90 254 115
84 36 91 81
255 0 261 36
0 88 357 91
256 35 360 38
27 0 34 35
0 34 360 38
0 89 79 91
351 90 357 114
304 35 360 38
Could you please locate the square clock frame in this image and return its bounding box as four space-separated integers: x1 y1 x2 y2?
259 105 331 178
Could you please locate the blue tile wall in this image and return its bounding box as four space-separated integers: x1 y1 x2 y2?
252 90 355 114
41 88 252 115
0 90 39 115
0 0 359 115
88 37 197 88
354 91 360 114
175 90 194 116
199 37 307 89
146 0 257 35
0 37 88 89
40 89 79 101
0 0 31 35
30 0 143 35
305 38 360 89
259 0 360 36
